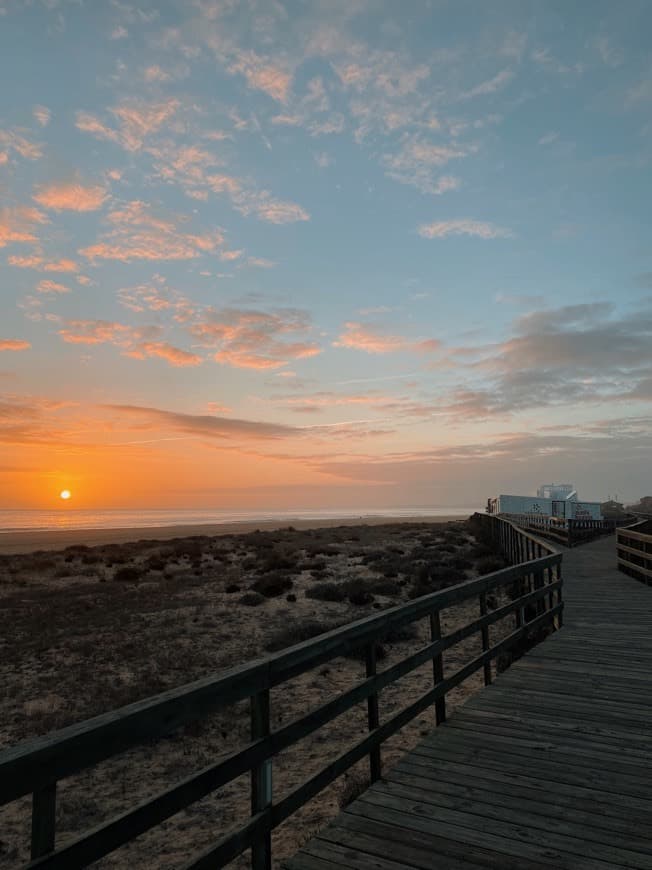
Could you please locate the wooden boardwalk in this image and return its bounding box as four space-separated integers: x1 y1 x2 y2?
286 535 652 870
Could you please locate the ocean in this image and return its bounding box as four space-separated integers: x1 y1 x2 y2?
0 507 478 533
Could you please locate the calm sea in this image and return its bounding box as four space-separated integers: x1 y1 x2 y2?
0 507 478 533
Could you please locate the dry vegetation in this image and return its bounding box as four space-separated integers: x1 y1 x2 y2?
0 519 519 869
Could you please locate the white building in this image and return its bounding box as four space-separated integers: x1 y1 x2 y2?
487 484 602 521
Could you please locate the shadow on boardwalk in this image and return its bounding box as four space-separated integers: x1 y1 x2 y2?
286 536 652 870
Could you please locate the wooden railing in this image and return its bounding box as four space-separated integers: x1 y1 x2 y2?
496 512 625 547
0 514 563 870
617 519 652 585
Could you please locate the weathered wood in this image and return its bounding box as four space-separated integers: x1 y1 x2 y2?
288 534 652 870
365 643 381 783
429 610 445 724
31 783 56 860
479 592 491 686
251 690 272 870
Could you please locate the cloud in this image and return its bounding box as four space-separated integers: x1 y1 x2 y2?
33 181 107 212
382 137 468 193
79 201 224 262
441 302 652 419
333 323 442 355
0 206 48 248
233 191 310 224
58 316 203 369
36 279 70 294
0 339 30 351
125 342 203 367
531 48 583 75
247 256 276 268
103 403 298 440
0 128 43 160
228 51 292 102
333 322 407 354
538 131 559 146
461 69 513 99
59 320 132 345
418 219 513 239
76 99 179 152
8 255 79 272
190 307 321 370
33 105 51 127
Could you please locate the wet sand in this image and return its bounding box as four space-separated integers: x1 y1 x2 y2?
0 515 467 555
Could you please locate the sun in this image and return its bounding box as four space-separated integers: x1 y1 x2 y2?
59 490 72 501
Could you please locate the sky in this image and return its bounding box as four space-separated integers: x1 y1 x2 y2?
1 0 651 511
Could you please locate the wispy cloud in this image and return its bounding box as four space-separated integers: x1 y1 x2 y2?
228 50 292 103
382 137 468 194
190 307 321 370
79 201 224 262
460 68 513 99
76 99 180 152
32 105 51 127
0 128 43 160
418 219 513 239
333 322 442 355
125 342 203 367
36 279 70 294
103 403 299 440
8 255 79 272
0 207 48 248
0 339 31 352
33 181 107 212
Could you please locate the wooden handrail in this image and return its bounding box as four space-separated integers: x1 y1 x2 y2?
1 514 563 869
616 519 652 584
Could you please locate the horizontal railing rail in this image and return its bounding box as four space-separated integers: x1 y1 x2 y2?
494 512 623 547
616 519 652 585
0 514 563 870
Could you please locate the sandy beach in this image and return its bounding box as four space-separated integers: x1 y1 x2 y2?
0 515 468 555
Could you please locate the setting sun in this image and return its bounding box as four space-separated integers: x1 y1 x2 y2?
59 490 71 501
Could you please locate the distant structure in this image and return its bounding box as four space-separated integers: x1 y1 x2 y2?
487 483 602 521
537 483 575 500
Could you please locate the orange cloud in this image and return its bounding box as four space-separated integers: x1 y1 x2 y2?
76 99 179 152
190 307 321 369
228 51 292 102
33 181 107 212
0 339 30 351
36 279 70 294
79 201 224 262
0 129 43 160
0 207 48 248
126 342 203 367
59 320 132 345
8 255 79 272
333 322 407 353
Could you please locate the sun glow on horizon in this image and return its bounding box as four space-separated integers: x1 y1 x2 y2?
59 490 72 501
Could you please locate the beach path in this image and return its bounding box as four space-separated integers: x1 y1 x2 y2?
286 534 652 869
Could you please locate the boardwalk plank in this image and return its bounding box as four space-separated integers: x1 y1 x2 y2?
285 535 652 870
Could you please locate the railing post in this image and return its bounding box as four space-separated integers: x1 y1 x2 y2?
479 592 492 685
31 783 56 860
533 569 544 616
365 642 381 782
556 563 564 629
430 610 446 724
251 690 272 870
